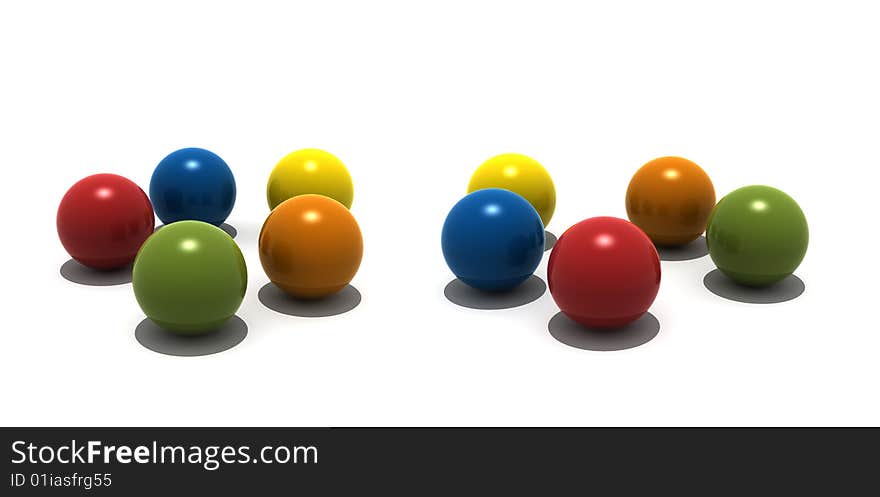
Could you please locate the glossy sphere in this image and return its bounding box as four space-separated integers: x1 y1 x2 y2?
259 194 363 298
267 149 353 210
150 148 236 226
57 174 155 269
442 188 544 291
626 156 716 246
133 221 247 335
707 185 808 287
548 217 661 329
468 153 556 227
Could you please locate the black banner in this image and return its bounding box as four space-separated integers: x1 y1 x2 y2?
2 428 877 494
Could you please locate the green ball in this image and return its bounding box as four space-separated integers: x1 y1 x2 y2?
706 185 808 287
133 221 247 334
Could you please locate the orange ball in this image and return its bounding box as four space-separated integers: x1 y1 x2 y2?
625 156 716 246
259 194 363 299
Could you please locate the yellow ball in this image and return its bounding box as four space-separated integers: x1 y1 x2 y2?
467 153 556 227
267 149 354 210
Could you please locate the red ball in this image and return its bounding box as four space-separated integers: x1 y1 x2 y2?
548 217 661 328
57 174 155 269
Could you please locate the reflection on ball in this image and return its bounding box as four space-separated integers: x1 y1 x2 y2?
259 194 363 299
548 217 661 328
57 174 155 270
442 188 544 291
267 149 353 210
468 153 556 227
707 185 808 287
626 156 716 246
149 147 237 226
133 221 247 335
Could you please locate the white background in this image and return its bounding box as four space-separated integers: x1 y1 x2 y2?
1 0 877 426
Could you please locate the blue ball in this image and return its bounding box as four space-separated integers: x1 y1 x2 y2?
149 148 236 226
442 188 545 291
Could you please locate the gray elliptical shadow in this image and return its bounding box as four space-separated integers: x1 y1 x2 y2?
258 283 361 317
703 269 805 304
445 275 546 310
656 236 709 261
544 231 557 251
135 316 248 356
60 259 133 286
548 312 660 351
